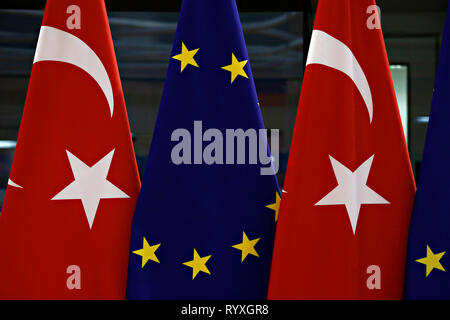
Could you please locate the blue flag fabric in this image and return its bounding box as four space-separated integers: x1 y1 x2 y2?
404 4 450 299
126 0 279 299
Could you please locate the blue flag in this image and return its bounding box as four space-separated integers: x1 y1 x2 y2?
404 5 450 299
126 0 279 299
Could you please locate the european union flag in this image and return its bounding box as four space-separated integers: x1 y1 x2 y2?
404 5 450 299
126 0 279 299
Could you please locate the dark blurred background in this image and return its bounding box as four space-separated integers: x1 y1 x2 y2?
0 0 447 206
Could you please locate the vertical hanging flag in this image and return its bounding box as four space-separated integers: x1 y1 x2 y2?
404 5 450 300
0 0 140 299
268 0 416 299
126 0 279 299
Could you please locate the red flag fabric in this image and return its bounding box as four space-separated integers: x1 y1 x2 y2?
268 0 416 299
0 0 140 299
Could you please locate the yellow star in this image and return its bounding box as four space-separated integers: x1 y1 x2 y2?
132 237 161 268
232 231 260 262
172 42 199 72
221 53 248 83
182 248 212 280
416 245 446 277
266 192 281 222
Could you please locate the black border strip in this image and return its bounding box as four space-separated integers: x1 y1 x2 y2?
0 0 308 12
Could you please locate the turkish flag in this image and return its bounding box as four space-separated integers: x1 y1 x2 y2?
0 0 140 299
268 0 416 299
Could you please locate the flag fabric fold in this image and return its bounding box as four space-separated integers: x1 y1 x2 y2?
126 0 279 299
404 4 450 300
0 0 140 299
268 0 416 299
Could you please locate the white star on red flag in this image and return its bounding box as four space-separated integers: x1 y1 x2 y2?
315 155 390 234
52 149 129 229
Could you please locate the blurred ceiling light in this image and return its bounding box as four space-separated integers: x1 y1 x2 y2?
415 116 429 123
0 140 16 149
390 65 406 69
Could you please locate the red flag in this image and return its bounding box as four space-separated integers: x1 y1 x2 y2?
268 0 416 299
0 0 140 299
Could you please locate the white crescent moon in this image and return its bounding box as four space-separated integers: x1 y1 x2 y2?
306 30 373 123
8 179 23 189
33 26 114 117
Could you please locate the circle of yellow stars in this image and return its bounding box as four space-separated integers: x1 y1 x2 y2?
134 41 280 280
171 41 249 84
132 192 279 279
132 231 262 280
